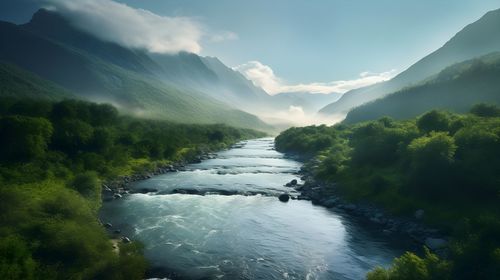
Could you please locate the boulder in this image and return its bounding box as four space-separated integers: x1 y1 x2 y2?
131 188 158 194
425 238 448 250
290 179 298 186
415 209 425 220
278 194 290 202
121 237 131 243
104 222 113 228
322 198 338 208
172 188 200 195
343 204 357 211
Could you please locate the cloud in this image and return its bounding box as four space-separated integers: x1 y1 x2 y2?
288 105 305 116
209 31 239 43
234 61 397 95
45 0 203 53
259 105 346 127
233 61 283 94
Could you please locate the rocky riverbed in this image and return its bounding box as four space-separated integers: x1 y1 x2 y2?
99 138 412 279
279 163 449 254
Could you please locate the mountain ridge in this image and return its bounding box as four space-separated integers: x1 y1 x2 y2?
0 9 274 131
319 8 500 116
343 52 500 123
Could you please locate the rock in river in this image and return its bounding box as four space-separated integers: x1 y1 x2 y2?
414 209 425 220
322 198 338 208
121 237 131 243
278 194 290 202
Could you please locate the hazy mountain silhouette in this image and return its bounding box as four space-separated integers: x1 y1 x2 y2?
344 52 500 123
319 8 500 116
0 9 273 131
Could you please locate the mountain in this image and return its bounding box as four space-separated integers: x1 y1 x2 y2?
0 9 272 131
0 62 73 100
200 56 272 111
24 9 277 115
319 8 500 116
22 9 160 75
151 51 275 112
343 52 500 123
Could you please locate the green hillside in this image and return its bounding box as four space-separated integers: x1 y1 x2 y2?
0 12 272 132
276 107 500 280
344 52 500 123
0 62 73 100
319 8 500 116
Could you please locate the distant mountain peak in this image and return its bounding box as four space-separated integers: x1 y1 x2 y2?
319 7 500 116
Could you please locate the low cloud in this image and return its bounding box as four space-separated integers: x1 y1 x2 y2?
234 61 397 95
233 61 283 94
209 31 239 43
260 105 346 127
46 0 203 53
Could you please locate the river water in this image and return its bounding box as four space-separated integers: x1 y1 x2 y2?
100 138 406 280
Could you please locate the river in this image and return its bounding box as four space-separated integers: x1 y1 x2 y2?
100 138 407 280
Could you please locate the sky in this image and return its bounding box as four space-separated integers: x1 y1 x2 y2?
1 0 499 94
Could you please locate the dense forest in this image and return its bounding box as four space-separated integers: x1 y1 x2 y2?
276 104 500 280
0 98 265 279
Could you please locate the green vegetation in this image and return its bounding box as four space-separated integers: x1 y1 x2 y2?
367 248 451 280
275 105 500 279
0 98 265 279
344 52 500 123
319 7 500 116
0 12 274 132
0 63 73 100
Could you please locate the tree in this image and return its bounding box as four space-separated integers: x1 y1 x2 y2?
0 236 37 280
51 100 91 122
406 132 457 196
470 103 500 118
89 103 118 126
417 110 451 133
0 116 53 161
71 171 101 201
366 248 451 280
52 119 94 153
90 127 115 153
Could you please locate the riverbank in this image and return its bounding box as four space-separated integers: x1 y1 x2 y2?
101 152 216 199
281 155 449 254
98 141 250 279
274 112 500 279
100 138 407 279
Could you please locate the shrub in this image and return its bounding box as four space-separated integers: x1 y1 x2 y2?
0 116 53 161
470 103 500 118
367 248 451 280
417 110 450 133
71 171 101 200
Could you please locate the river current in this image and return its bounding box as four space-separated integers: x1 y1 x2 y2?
100 138 406 280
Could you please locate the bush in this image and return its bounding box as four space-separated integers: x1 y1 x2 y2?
470 103 500 118
367 248 451 280
71 171 101 199
0 236 37 280
0 116 53 161
52 119 94 153
417 110 451 133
